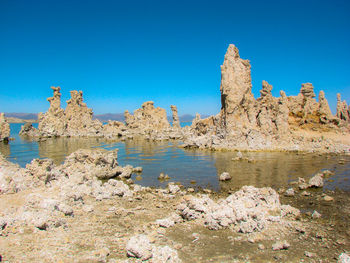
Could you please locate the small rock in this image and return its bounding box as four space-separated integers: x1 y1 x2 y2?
158 173 165 180
219 172 231 181
272 240 290 251
312 210 321 219
305 251 315 258
309 173 324 188
168 184 180 194
132 167 143 173
126 235 152 260
301 191 311 196
284 188 295 197
126 179 134 184
82 205 94 213
203 189 212 194
57 203 74 216
174 243 183 250
338 253 350 263
156 218 175 228
323 195 334 201
258 244 265 250
299 183 309 190
152 245 182 263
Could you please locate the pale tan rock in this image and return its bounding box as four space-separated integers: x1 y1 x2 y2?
171 105 180 129
183 44 350 152
337 93 350 121
64 90 103 136
275 91 290 136
124 101 170 132
25 87 103 137
19 123 39 137
102 120 126 137
38 86 66 136
219 44 256 133
0 113 10 142
318 91 333 123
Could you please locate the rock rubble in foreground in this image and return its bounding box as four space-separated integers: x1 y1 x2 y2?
1 148 348 262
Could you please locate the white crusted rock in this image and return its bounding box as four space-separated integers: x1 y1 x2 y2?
126 234 153 260
219 172 231 181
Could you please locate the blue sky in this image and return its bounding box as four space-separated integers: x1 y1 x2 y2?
0 0 349 115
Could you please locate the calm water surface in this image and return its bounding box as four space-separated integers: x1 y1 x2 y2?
1 123 349 192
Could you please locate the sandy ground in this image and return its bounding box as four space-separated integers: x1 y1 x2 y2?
1 181 349 263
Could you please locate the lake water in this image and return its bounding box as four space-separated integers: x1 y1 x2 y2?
1 123 349 192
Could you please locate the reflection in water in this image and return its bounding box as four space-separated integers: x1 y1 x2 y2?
38 137 121 164
214 152 349 192
0 141 10 158
1 123 350 191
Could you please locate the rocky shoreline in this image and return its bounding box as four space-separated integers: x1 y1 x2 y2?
0 148 349 262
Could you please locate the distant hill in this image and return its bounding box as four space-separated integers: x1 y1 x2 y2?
93 113 125 122
5 112 38 120
4 113 38 123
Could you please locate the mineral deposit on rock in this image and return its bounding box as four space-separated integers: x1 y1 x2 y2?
22 86 103 137
124 101 170 132
171 105 181 129
0 113 10 142
183 44 350 153
337 93 350 122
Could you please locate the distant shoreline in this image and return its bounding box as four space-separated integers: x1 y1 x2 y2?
6 117 38 123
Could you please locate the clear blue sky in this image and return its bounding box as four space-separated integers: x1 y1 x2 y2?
0 0 349 115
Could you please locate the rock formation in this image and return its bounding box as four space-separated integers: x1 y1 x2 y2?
183 44 349 152
38 86 66 136
171 105 180 129
0 113 10 142
64 90 103 136
219 44 256 134
217 45 291 141
318 90 334 123
124 101 170 132
23 87 103 137
19 122 39 137
336 93 350 122
287 83 338 125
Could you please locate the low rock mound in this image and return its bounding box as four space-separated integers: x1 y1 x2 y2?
177 186 299 233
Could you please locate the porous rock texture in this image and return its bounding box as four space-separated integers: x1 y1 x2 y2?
171 105 181 129
64 90 103 136
0 113 10 142
337 93 350 122
183 44 350 153
0 148 136 234
124 101 170 132
176 186 299 233
126 234 182 262
0 148 134 196
22 86 103 137
124 101 184 140
19 122 39 137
